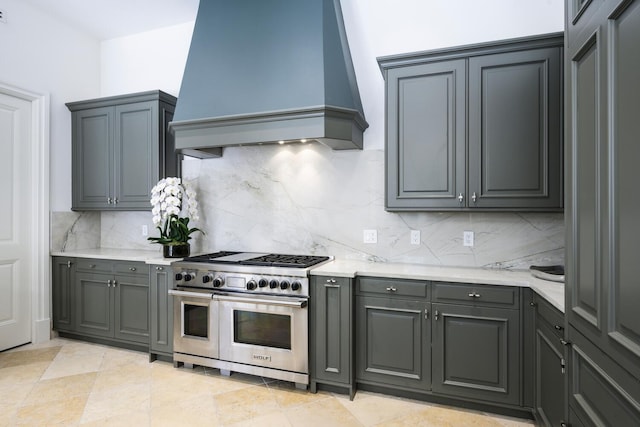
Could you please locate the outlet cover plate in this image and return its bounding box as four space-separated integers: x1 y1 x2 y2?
363 229 377 244
463 231 474 247
410 230 420 245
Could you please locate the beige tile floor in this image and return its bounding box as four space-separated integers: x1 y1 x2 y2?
0 338 534 426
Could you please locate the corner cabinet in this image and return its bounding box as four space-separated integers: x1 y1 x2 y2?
565 0 640 425
531 292 567 427
379 33 563 211
310 276 354 398
66 90 179 211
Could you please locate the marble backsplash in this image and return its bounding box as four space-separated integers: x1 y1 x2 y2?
51 144 565 269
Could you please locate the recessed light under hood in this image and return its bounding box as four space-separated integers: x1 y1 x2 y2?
170 0 368 158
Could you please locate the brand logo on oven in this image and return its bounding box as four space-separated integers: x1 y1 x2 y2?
252 354 272 362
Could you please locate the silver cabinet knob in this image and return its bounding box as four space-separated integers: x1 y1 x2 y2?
472 192 477 203
468 292 481 298
458 193 464 203
107 279 112 287
386 286 397 292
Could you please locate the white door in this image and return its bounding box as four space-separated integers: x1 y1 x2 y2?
0 92 32 350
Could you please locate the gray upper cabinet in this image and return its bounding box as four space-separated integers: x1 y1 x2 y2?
67 90 178 211
566 0 640 424
379 33 564 211
383 60 466 209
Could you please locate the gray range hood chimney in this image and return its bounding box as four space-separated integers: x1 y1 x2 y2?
171 0 368 158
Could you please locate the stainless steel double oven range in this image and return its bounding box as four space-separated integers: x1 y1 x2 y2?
169 251 331 388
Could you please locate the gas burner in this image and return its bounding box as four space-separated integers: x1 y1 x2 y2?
242 254 330 268
183 252 330 269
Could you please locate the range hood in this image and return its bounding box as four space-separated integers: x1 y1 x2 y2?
171 0 369 158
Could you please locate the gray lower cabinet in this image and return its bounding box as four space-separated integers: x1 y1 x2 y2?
310 276 354 398
66 258 150 346
379 33 563 211
149 264 174 360
52 257 75 332
430 282 521 405
356 277 431 392
532 294 566 427
66 90 178 211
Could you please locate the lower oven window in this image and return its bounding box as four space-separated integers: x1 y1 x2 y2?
233 310 291 349
184 304 208 338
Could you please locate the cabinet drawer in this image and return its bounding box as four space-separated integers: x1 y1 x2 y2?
75 259 112 273
432 282 518 308
114 261 148 276
535 293 564 338
357 277 429 299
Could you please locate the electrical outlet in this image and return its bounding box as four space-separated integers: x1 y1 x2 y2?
410 230 421 245
463 231 474 247
0 9 6 23
363 229 377 244
142 225 148 236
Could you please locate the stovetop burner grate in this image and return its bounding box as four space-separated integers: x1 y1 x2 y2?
183 252 330 269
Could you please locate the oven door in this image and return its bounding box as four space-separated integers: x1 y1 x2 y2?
169 289 219 358
218 293 308 374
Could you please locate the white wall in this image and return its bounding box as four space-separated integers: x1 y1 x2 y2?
0 0 101 212
100 22 195 97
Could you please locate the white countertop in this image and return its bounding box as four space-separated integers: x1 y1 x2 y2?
50 249 564 312
50 248 176 266
312 259 565 313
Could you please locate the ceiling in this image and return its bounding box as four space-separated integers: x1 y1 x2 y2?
24 0 200 40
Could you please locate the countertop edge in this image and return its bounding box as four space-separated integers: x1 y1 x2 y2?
311 260 565 313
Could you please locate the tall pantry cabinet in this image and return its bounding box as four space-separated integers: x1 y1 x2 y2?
565 0 640 425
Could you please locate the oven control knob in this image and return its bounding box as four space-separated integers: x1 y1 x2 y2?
175 273 184 281
183 272 195 282
280 280 290 290
291 281 302 291
269 280 279 289
247 280 257 290
213 277 224 288
258 279 268 288
202 273 214 284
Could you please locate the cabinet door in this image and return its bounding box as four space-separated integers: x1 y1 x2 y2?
75 272 113 337
150 265 174 356
356 296 430 390
114 274 150 344
385 60 466 210
311 277 352 387
114 101 159 209
52 257 75 332
536 321 566 427
605 0 640 379
468 47 562 209
72 107 113 209
432 304 520 405
568 327 640 426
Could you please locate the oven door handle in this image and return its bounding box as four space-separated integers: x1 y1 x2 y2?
168 289 213 299
216 294 308 308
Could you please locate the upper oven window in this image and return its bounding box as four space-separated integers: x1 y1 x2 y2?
184 303 209 338
233 310 291 349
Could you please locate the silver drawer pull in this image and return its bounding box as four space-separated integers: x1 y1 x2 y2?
156 266 163 271
554 324 564 331
107 279 112 287
458 193 464 203
129 267 136 271
326 278 337 283
89 264 96 268
468 292 481 298
386 286 397 292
